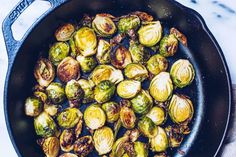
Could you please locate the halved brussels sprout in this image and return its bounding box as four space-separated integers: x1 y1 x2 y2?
111 45 132 69
147 54 168 75
118 15 140 33
25 97 43 117
34 112 57 137
65 80 84 104
34 90 48 103
57 108 83 128
168 94 194 124
138 21 162 47
146 106 166 125
124 63 148 82
74 136 94 156
38 137 60 157
159 34 178 57
84 104 106 130
165 125 184 148
124 129 140 142
77 79 95 103
89 65 124 85
75 119 83 139
34 58 55 87
92 14 116 37
120 101 136 129
123 141 148 157
73 27 97 56
46 82 65 104
149 126 169 152
129 40 150 63
111 136 129 157
44 102 59 117
117 80 141 99
138 116 157 138
131 90 153 114
102 101 120 123
170 59 195 88
149 72 173 102
55 23 75 41
57 56 80 83
59 153 78 157
49 42 69 66
96 39 111 64
93 126 114 155
94 80 115 103
60 129 75 152
76 55 97 73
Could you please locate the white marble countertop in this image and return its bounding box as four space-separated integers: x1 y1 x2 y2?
0 0 236 157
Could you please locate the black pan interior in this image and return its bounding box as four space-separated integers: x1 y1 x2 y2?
5 0 231 157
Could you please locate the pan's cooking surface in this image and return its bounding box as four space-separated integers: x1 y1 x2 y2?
3 0 231 157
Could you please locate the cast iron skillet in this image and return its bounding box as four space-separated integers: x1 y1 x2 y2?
2 0 232 156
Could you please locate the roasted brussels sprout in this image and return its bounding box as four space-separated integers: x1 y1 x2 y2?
138 116 157 138
131 11 153 22
49 42 69 66
25 97 43 117
89 65 124 85
117 80 141 99
34 90 48 103
60 129 75 152
170 59 195 88
168 94 194 124
77 79 95 103
55 23 75 41
124 63 148 82
123 141 148 157
96 39 111 64
92 14 116 37
76 55 97 73
73 27 97 56
170 27 187 46
159 34 178 57
129 40 150 63
120 100 136 129
44 102 59 117
74 136 94 156
46 82 65 104
138 21 162 47
102 101 120 123
59 153 78 157
111 136 129 157
93 126 114 155
94 80 115 103
75 119 83 138
146 106 166 125
38 137 60 157
165 125 184 148
34 112 57 137
131 90 153 114
147 54 168 75
111 45 132 69
149 72 173 102
65 79 84 101
84 104 106 130
57 108 83 128
34 58 55 87
118 15 140 33
149 126 168 152
57 56 80 83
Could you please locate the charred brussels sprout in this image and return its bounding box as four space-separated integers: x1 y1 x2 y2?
57 56 80 83
118 15 140 33
170 59 195 88
149 72 173 102
94 80 115 103
38 137 60 157
111 136 129 157
120 100 136 129
111 45 132 69
34 58 55 87
138 21 162 47
149 126 168 152
77 79 95 103
74 136 94 156
159 34 178 57
131 11 153 22
57 108 83 128
60 129 75 152
138 116 157 138
89 65 124 85
147 54 168 75
59 153 78 157
65 80 84 103
117 80 141 99
92 14 116 37
34 112 57 137
84 104 106 130
93 126 114 155
55 23 75 41
129 40 150 63
102 101 120 123
146 106 166 125
96 39 111 64
25 97 43 117
165 125 184 148
124 63 148 82
34 90 48 103
46 82 65 104
76 55 97 73
168 94 194 124
49 42 69 66
123 141 148 157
